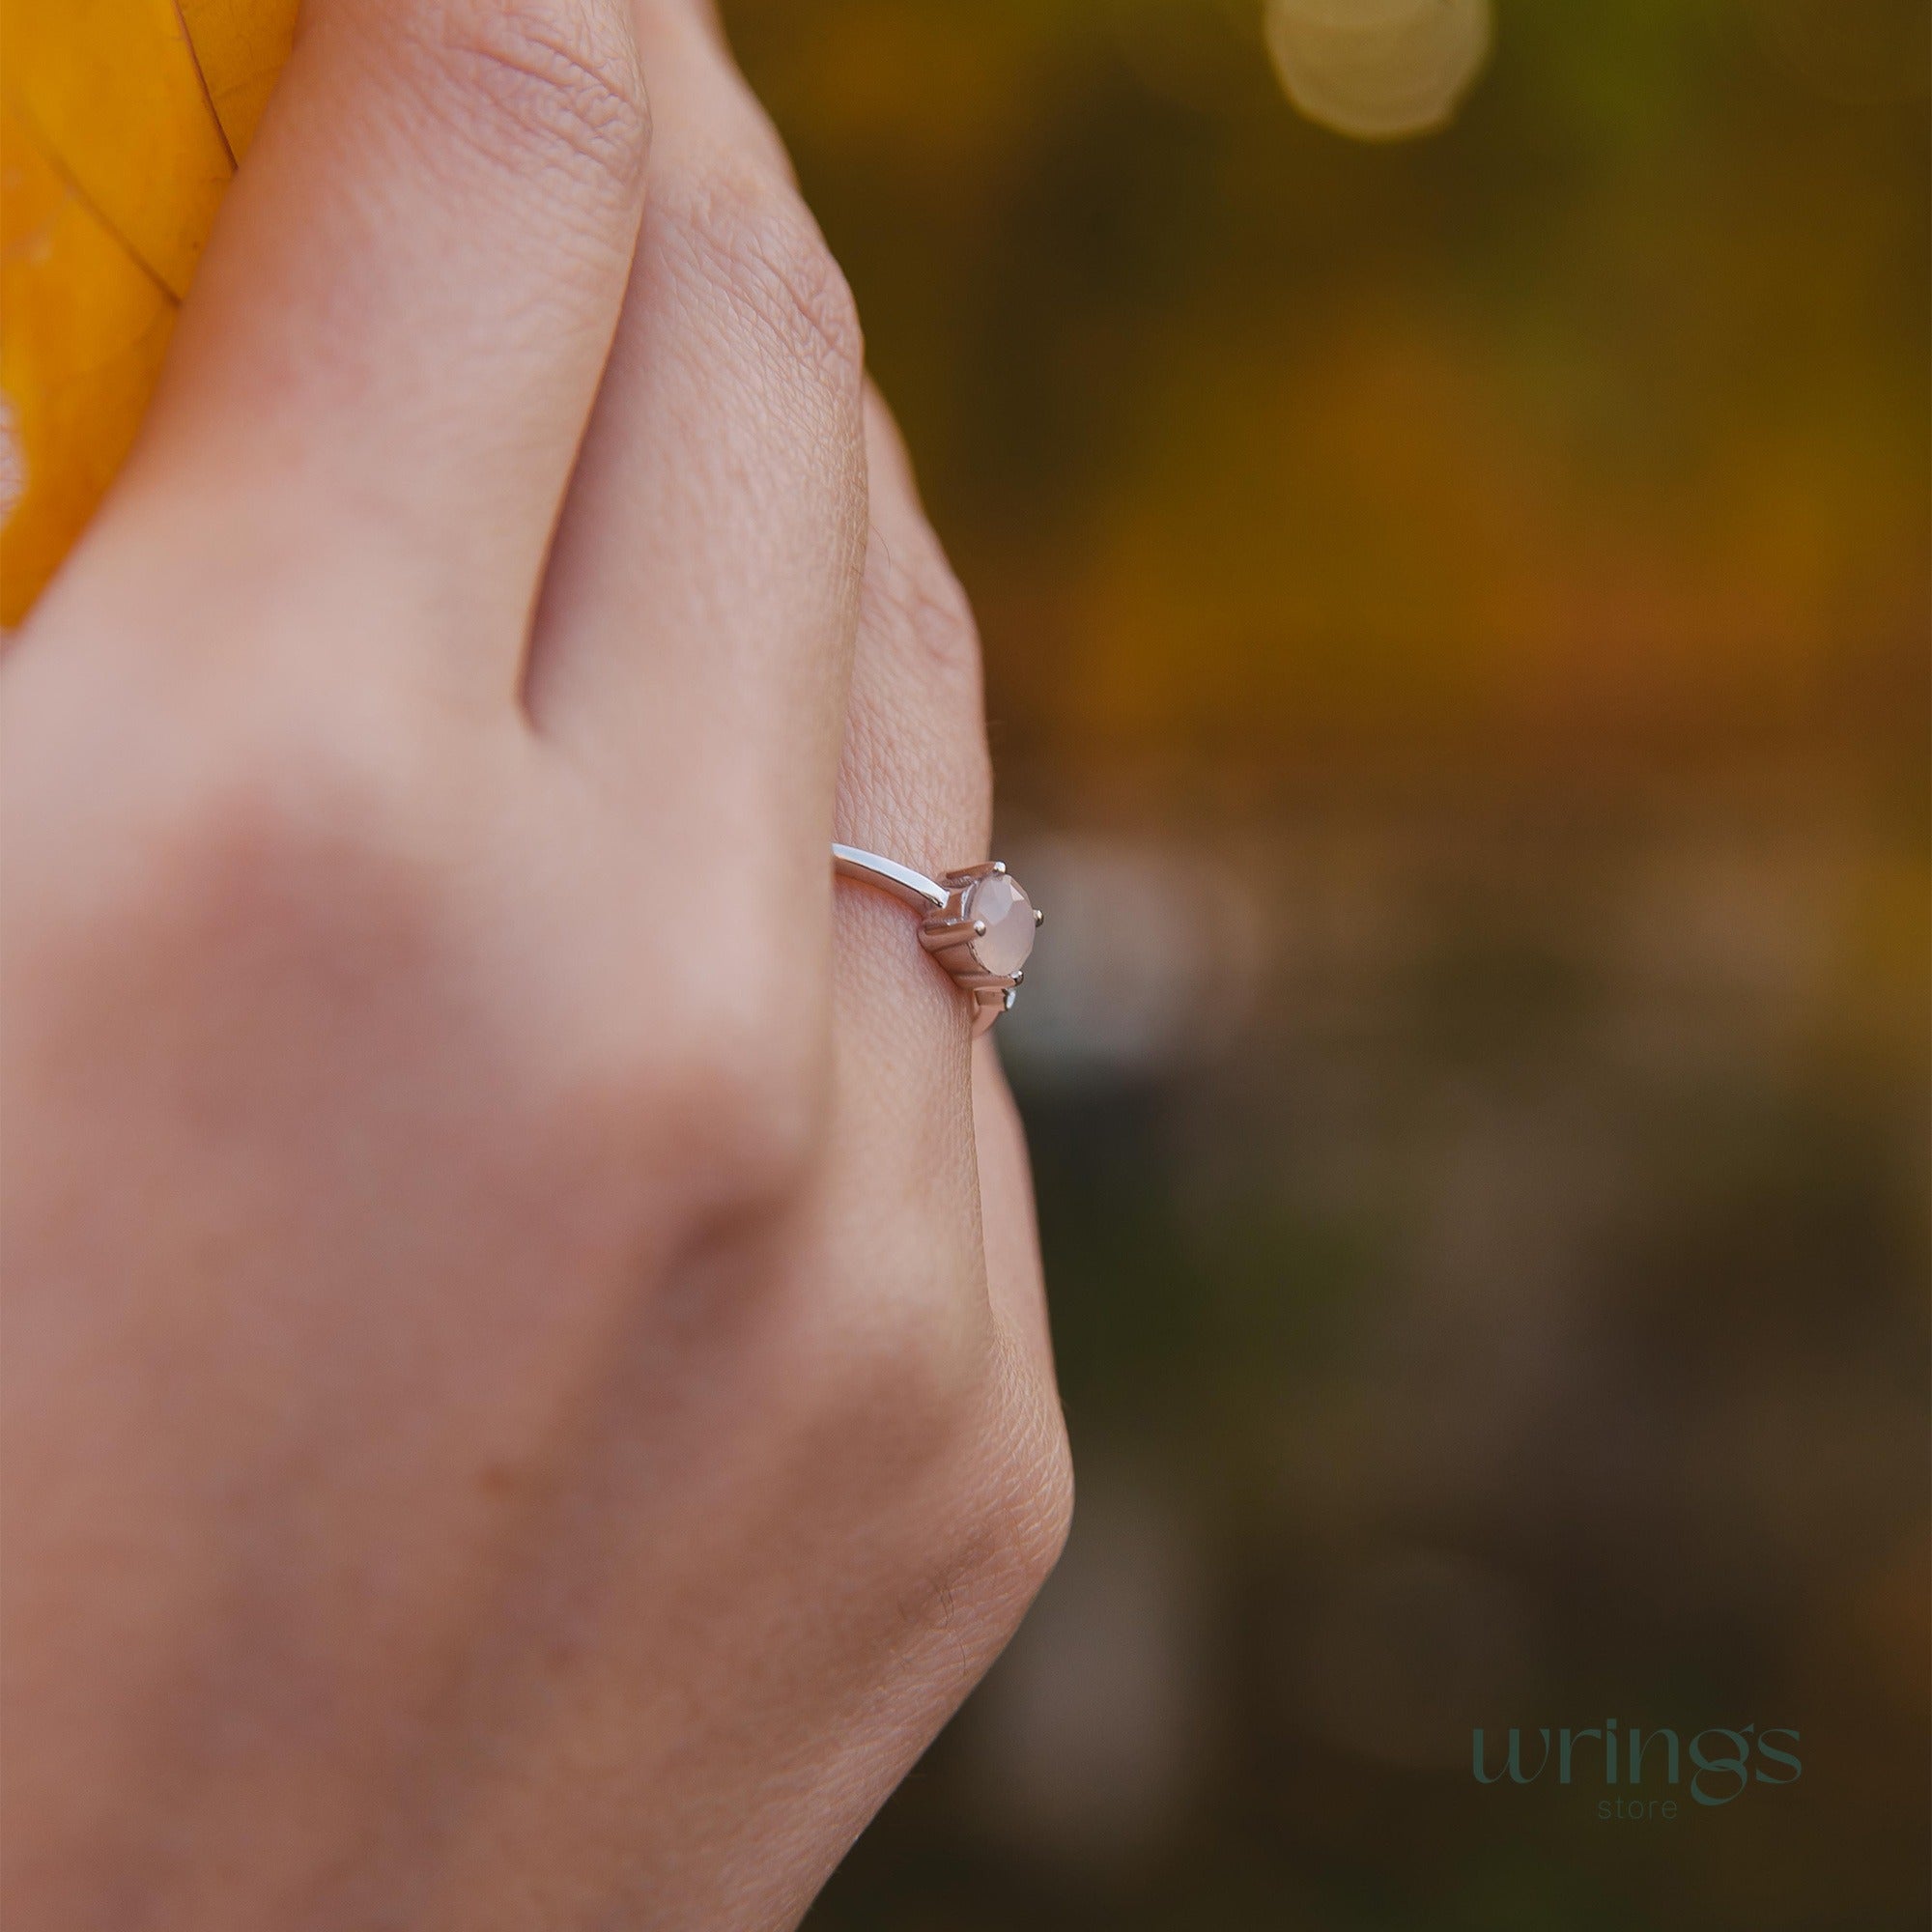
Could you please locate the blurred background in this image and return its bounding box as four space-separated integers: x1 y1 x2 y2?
724 2 1929 1926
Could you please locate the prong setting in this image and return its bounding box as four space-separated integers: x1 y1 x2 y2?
837 845 1042 1034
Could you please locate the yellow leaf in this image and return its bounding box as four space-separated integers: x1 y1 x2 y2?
178 0 301 161
0 0 296 622
1 0 235 299
0 102 176 627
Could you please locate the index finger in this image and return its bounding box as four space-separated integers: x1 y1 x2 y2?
82 0 651 692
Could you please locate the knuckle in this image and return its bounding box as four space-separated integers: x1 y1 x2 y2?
1015 1406 1077 1585
891 1357 1075 1656
971 1363 1077 1600
412 0 650 207
835 1283 1073 1602
659 165 866 404
163 696 447 939
657 962 823 1203
867 529 983 679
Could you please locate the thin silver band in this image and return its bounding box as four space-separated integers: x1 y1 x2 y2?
832 843 949 912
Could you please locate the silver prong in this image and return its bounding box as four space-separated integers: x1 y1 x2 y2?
973 920 987 935
1009 969 1024 986
1034 907 1045 926
992 860 1007 873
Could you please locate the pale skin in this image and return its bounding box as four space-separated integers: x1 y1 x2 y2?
0 1 1071 1925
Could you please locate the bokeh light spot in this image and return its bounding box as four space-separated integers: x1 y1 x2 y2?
1264 0 1493 140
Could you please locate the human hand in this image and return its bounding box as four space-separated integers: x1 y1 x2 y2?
0 3 1068 1925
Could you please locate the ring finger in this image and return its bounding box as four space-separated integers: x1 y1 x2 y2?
833 386 1054 1379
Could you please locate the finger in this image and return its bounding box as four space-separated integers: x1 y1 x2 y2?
832 388 1056 1369
830 385 991 1100
101 0 652 687
526 0 866 922
838 386 991 881
975 1038 1057 1384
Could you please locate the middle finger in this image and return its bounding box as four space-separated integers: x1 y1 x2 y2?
526 1 867 932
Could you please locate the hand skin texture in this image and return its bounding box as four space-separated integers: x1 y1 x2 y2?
0 2 1071 1925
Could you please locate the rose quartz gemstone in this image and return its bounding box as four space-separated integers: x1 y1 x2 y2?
963 872 1036 976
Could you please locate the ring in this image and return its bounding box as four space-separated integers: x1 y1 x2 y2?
832 844 1042 1035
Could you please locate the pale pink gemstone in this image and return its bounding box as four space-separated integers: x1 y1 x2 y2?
963 872 1036 976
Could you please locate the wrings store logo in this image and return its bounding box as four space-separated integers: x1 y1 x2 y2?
1472 1721 1802 1819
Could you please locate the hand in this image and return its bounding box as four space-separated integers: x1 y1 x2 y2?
0 3 1069 1925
